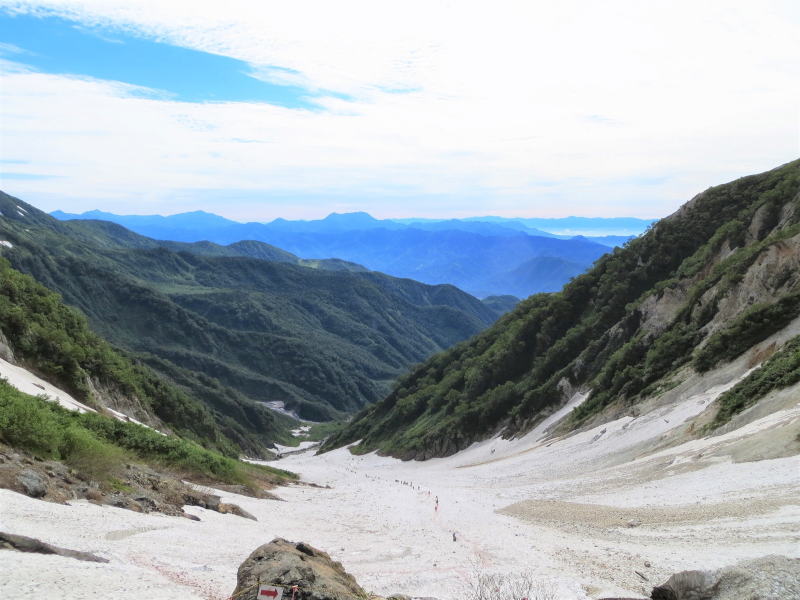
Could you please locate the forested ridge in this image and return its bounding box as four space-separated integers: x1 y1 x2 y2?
0 257 255 456
0 192 506 452
324 160 800 459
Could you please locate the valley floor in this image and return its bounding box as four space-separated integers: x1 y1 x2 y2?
1 376 799 599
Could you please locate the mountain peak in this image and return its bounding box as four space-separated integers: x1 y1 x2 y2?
323 211 377 221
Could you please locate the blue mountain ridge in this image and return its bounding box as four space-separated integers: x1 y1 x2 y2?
51 210 649 298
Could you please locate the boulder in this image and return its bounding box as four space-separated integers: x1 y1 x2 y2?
16 469 46 498
219 502 257 521
231 539 367 600
0 531 108 563
651 555 799 600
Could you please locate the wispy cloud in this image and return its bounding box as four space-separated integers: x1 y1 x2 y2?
0 0 798 219
0 41 27 55
0 172 62 180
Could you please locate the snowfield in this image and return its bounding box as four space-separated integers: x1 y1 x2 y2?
1 363 798 599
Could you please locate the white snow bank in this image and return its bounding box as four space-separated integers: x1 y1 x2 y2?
273 440 318 454
0 356 159 432
263 400 303 421
0 356 95 413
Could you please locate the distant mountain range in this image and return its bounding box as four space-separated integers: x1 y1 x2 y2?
52 210 653 298
1 193 509 437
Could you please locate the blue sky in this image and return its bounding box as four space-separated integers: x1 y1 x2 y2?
0 1 798 220
0 13 335 107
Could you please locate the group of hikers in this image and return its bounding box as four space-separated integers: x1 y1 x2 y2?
393 479 459 542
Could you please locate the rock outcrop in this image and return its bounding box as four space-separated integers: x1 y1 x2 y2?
232 538 367 600
651 555 800 600
0 444 257 521
0 531 108 563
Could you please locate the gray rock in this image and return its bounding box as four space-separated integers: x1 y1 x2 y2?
133 495 158 512
204 494 221 511
219 502 257 521
0 531 108 563
626 519 642 528
231 538 367 600
651 555 800 600
17 469 46 498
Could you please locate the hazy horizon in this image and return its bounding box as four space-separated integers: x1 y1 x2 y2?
49 205 659 224
1 1 798 220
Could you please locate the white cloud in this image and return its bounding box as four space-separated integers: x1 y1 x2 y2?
0 0 798 219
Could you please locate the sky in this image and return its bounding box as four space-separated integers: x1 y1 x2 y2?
0 0 798 221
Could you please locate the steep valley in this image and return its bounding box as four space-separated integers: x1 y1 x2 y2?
1 341 797 598
0 193 509 449
0 162 798 600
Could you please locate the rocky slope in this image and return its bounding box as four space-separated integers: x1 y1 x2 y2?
324 159 800 459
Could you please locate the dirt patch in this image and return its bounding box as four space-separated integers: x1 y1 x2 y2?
499 496 798 530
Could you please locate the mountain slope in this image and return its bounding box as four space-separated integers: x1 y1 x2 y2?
52 211 616 298
0 257 273 456
256 229 610 299
0 193 504 430
58 219 367 271
323 160 800 459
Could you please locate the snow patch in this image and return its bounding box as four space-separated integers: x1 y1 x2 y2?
1 370 798 600
273 440 318 455
0 356 162 432
0 356 95 414
105 407 165 435
292 425 311 438
263 400 302 421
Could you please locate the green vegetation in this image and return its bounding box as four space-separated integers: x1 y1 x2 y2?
0 191 504 445
709 335 800 429
694 292 800 372
305 421 346 442
0 257 247 454
0 380 296 485
323 160 800 459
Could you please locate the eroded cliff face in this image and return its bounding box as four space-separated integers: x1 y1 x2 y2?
85 377 169 432
703 233 799 335
639 196 799 339
571 188 800 430
324 160 800 460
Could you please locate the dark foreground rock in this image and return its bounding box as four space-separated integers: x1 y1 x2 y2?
232 538 367 600
651 555 800 600
0 531 108 563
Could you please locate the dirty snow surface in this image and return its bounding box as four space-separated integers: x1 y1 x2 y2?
1 379 798 599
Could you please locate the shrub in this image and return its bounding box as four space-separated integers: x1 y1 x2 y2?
0 380 296 486
0 380 64 457
694 292 800 372
462 566 557 600
709 335 800 428
61 425 127 479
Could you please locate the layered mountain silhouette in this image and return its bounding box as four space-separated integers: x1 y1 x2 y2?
52 210 650 298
